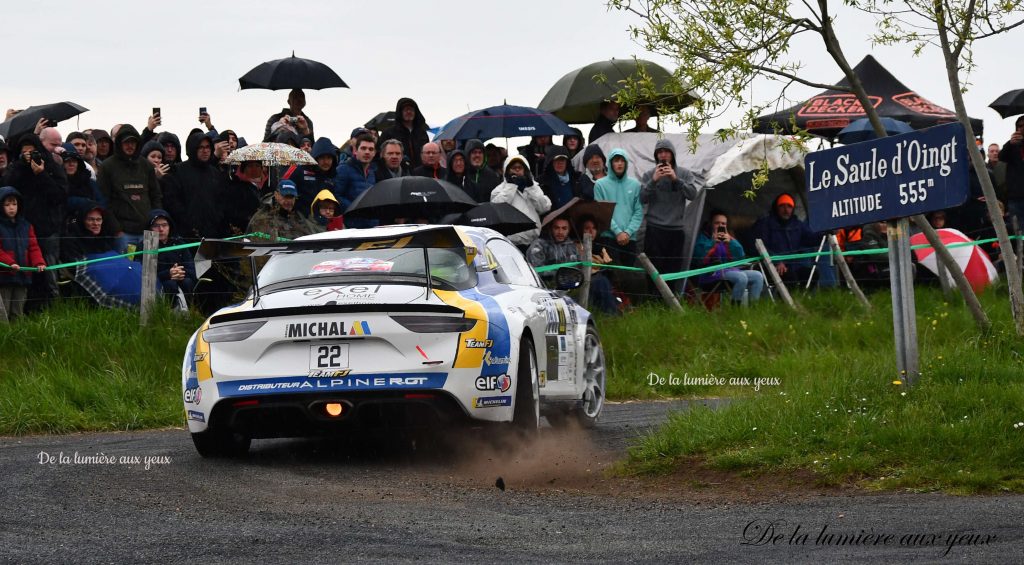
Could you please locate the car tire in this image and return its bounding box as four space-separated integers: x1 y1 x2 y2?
512 336 540 438
191 427 251 458
573 326 606 428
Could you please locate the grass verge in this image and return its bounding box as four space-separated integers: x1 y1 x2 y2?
599 287 1024 494
0 302 201 435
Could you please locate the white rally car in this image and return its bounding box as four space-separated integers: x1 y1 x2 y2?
182 225 606 457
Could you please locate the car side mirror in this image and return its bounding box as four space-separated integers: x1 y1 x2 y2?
555 266 583 290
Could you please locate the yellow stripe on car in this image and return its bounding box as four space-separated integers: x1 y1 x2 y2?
432 289 487 368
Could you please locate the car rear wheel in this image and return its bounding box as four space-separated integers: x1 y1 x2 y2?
512 337 540 438
191 427 251 458
573 326 606 428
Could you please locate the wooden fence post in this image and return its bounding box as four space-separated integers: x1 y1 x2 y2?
140 230 159 326
755 238 801 312
637 253 683 312
579 234 592 309
828 235 871 311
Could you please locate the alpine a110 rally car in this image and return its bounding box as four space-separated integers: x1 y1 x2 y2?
182 225 606 457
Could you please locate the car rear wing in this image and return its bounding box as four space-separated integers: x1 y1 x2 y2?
194 226 478 306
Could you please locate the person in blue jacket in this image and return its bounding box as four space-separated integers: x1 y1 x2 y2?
594 148 643 267
334 133 377 229
147 209 196 303
750 193 836 287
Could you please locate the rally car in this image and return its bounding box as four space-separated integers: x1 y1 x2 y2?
182 225 606 457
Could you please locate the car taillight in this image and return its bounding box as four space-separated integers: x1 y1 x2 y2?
202 321 267 343
390 315 478 333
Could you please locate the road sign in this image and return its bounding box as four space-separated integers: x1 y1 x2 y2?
805 122 970 232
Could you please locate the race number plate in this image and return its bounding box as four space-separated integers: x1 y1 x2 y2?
309 344 350 370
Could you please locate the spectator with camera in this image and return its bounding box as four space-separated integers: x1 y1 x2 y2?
693 210 765 305
263 89 314 142
640 138 699 279
2 133 67 306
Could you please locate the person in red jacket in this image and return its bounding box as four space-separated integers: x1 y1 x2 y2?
0 187 46 319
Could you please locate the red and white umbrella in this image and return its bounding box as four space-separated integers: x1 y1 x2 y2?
910 228 998 292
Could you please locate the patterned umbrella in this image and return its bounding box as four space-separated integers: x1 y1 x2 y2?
223 142 315 166
910 228 998 293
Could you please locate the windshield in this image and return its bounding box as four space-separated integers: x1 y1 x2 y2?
257 247 477 290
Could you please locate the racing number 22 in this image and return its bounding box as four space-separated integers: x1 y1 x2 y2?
316 345 344 368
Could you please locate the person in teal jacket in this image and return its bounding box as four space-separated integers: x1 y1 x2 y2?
593 148 643 266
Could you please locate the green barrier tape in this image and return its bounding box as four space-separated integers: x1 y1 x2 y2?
0 232 280 271
533 234 1019 283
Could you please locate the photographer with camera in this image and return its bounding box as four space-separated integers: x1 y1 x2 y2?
2 133 68 307
693 210 764 305
263 89 314 142
639 139 699 280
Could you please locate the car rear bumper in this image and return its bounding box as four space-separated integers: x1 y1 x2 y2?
205 390 473 439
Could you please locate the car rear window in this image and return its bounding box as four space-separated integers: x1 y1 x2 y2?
257 247 477 290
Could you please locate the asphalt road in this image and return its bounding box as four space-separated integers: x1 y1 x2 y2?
0 399 1020 564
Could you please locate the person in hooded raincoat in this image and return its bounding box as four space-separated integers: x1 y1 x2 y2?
639 138 699 278
0 186 46 318
380 98 430 169
310 189 344 231
594 148 643 267
490 154 551 249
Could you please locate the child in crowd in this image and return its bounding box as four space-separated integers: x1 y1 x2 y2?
0 187 47 319
310 189 344 231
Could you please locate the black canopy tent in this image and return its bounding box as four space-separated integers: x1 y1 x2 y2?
753 55 983 139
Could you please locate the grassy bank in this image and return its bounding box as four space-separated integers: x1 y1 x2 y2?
0 302 200 435
598 288 1024 493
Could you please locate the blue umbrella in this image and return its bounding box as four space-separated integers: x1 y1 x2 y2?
837 117 913 144
434 104 576 141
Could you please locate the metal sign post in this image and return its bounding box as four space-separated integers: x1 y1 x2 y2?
887 217 919 383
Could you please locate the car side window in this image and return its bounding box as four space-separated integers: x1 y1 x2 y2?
486 239 539 287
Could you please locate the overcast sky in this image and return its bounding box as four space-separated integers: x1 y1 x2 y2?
4 1 1018 151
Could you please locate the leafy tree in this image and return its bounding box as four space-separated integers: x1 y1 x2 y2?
610 0 1024 340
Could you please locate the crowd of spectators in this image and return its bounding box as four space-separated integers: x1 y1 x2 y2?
2 96 1021 319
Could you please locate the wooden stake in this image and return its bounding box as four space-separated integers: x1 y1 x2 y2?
637 253 683 312
140 230 159 327
828 234 871 311
579 234 592 309
755 238 801 312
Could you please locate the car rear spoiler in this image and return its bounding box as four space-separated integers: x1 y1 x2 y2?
194 226 478 306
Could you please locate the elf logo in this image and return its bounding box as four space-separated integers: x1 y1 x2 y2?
475 374 512 392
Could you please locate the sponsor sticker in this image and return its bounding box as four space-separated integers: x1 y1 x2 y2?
483 351 512 366
187 410 205 423
309 258 394 274
217 373 448 396
475 374 512 392
465 338 493 349
303 285 382 301
183 377 202 405
285 321 371 338
472 396 512 408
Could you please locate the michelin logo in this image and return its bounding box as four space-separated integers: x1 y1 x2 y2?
472 396 512 408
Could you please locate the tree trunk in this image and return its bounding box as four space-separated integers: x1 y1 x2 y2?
934 3 1024 335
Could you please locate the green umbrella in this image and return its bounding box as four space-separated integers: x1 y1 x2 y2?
537 58 696 124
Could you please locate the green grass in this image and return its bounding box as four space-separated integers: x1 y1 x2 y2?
0 302 202 435
599 287 1024 493
5 287 1024 493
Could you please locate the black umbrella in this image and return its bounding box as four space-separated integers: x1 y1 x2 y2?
365 111 396 132
449 202 538 236
0 101 88 139
989 89 1024 119
538 58 696 124
344 177 477 220
238 52 348 90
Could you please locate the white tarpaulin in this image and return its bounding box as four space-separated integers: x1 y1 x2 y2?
572 132 812 285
